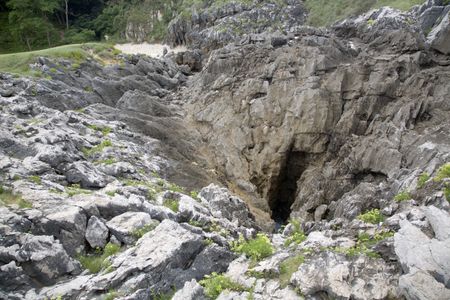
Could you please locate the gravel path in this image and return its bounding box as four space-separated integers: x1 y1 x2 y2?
114 43 187 57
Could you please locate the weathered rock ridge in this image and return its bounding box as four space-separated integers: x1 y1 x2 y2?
185 2 450 225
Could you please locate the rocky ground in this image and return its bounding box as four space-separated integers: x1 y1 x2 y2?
1 0 450 300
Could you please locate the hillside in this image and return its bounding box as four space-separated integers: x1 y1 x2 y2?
0 1 450 300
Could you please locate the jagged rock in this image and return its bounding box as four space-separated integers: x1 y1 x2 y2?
428 9 450 54
399 269 450 300
199 184 255 227
33 205 87 255
15 234 80 285
65 161 110 188
106 211 157 244
0 261 34 292
291 252 399 299
394 213 450 296
116 90 172 117
85 216 109 249
82 220 208 296
172 279 207 300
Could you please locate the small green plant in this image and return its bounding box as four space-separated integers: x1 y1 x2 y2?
0 187 32 209
106 190 116 197
435 163 450 182
204 238 214 246
284 220 307 247
131 223 157 239
279 254 305 288
190 190 200 201
231 233 273 261
29 175 42 185
417 172 430 188
96 158 116 165
163 198 179 212
167 182 184 193
66 184 91 197
367 19 375 26
87 124 111 136
104 289 118 300
444 184 450 202
357 209 384 224
331 230 393 258
82 139 113 157
188 220 203 227
77 242 120 274
394 191 412 202
199 272 248 299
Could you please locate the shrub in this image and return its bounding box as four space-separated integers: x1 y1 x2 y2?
357 209 384 224
163 198 179 212
87 124 112 136
435 163 450 182
394 191 412 202
284 220 307 247
417 172 430 188
279 254 304 288
199 272 248 299
231 233 273 261
77 242 120 273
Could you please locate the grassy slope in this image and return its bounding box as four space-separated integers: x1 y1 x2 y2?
304 0 426 27
0 43 114 76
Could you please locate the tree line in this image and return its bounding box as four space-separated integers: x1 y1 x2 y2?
0 0 185 52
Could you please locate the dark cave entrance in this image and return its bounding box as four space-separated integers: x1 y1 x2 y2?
268 148 313 224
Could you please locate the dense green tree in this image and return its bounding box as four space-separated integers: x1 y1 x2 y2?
7 0 60 50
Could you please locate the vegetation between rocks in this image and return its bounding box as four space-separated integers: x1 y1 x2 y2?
357 208 384 224
199 272 249 299
0 186 32 209
77 242 121 274
231 233 273 261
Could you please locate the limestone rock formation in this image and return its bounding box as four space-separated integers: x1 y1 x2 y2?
1 1 450 300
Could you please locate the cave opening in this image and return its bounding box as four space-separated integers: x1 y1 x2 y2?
268 148 313 225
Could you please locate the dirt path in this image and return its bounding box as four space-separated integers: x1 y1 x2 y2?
114 43 187 57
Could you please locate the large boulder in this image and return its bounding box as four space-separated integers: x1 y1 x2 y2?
394 207 450 299
427 9 450 54
85 216 109 249
291 251 399 299
15 235 80 285
106 211 157 245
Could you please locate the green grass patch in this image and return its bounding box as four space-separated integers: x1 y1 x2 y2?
163 198 179 212
82 139 113 157
86 124 112 136
284 220 307 247
66 184 92 197
29 175 42 185
0 187 32 209
77 242 120 274
444 185 450 203
231 233 273 261
131 223 157 239
0 43 114 76
279 254 304 288
417 172 430 188
394 191 412 202
199 272 249 299
435 163 450 182
357 208 384 224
